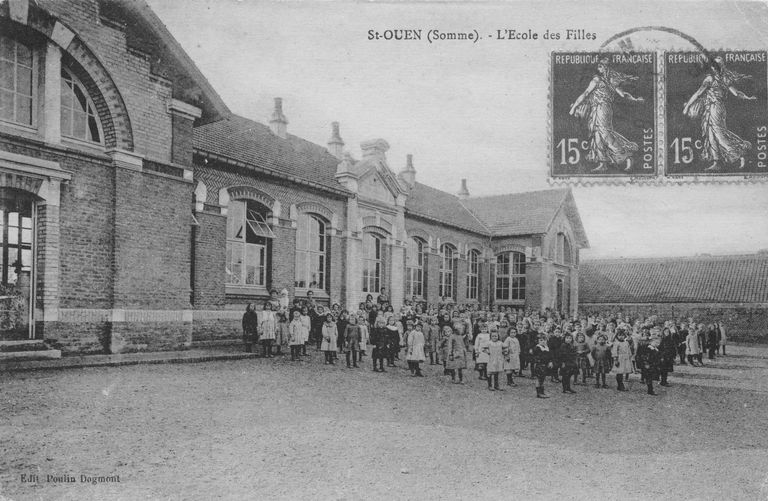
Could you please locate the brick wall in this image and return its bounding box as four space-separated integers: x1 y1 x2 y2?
192 211 226 308
578 303 768 343
113 167 192 309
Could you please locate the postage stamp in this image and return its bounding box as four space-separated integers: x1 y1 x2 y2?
550 52 657 178
665 51 768 175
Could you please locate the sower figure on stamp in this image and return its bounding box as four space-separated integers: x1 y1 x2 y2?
683 56 756 171
569 57 645 172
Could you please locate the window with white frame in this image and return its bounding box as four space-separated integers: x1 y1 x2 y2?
405 237 424 299
362 233 382 293
61 67 102 143
226 200 273 287
495 251 526 301
295 214 328 291
0 35 33 127
439 243 456 300
466 249 479 300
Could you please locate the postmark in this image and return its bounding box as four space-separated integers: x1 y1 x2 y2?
550 52 657 177
665 51 768 175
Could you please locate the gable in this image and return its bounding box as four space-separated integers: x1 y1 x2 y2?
358 169 396 205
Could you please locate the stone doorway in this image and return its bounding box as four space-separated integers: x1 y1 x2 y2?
0 189 35 341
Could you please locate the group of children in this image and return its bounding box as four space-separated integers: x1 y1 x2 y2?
243 291 728 399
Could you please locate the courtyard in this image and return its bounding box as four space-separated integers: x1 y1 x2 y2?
1 345 767 500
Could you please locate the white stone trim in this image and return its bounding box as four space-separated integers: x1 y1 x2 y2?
107 149 144 171
167 98 202 120
56 309 196 323
0 150 71 181
8 0 29 24
50 21 75 50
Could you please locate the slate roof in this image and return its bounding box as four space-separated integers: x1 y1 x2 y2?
404 182 490 234
579 254 768 304
194 115 350 195
462 189 588 246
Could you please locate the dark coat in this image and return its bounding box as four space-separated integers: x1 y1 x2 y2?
531 344 554 378
658 335 676 372
557 343 578 376
242 310 259 341
636 344 661 379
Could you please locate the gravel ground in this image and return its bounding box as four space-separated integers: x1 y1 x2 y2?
1 345 767 501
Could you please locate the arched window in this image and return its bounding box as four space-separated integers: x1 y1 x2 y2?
405 237 424 299
61 67 101 143
466 249 480 300
0 36 34 127
495 251 526 301
362 233 382 293
295 214 329 291
439 243 456 300
226 200 274 287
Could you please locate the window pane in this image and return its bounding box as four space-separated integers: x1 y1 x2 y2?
61 79 72 109
72 110 86 139
227 242 243 284
15 96 31 125
88 115 101 142
0 89 14 121
0 60 14 90
21 248 31 270
16 42 32 67
73 84 88 111
0 37 13 62
17 66 31 95
61 106 72 137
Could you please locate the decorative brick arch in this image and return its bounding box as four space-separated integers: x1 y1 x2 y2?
222 185 280 217
494 243 527 256
361 216 393 235
21 9 135 151
293 201 338 230
405 227 432 246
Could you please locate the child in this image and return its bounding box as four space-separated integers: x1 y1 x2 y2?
439 324 452 375
424 316 440 365
591 334 612 388
242 303 258 353
532 333 554 398
320 313 337 365
358 313 369 358
574 332 591 385
288 310 304 361
612 330 632 391
385 316 401 367
344 315 362 368
474 324 491 381
260 301 277 358
485 330 506 391
275 310 288 356
299 306 312 357
406 322 426 377
446 326 468 384
558 333 578 394
686 326 702 366
636 335 661 395
370 317 388 372
503 326 521 387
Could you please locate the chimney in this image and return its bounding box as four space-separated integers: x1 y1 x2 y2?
457 178 470 199
269 97 288 138
398 154 416 188
327 122 344 159
360 139 390 161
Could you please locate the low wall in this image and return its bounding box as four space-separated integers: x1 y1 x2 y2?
578 303 768 343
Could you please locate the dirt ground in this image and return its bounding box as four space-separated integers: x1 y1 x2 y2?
1 344 767 501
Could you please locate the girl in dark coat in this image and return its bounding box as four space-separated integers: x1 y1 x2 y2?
370 317 388 372
590 334 612 388
344 315 362 368
532 334 554 398
636 336 662 395
242 303 259 353
558 333 578 394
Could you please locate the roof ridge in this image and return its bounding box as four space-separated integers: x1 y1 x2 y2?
583 253 768 262
465 187 568 202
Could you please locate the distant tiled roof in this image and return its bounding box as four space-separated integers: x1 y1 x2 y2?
580 254 768 304
463 189 588 246
194 115 350 195
404 182 490 234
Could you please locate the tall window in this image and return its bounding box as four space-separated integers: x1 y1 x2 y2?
561 233 573 265
295 214 328 291
466 249 479 300
495 251 526 301
0 36 33 127
226 200 273 287
61 68 101 143
439 244 456 300
405 238 424 299
362 233 382 293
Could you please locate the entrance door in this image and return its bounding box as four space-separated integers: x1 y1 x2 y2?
0 189 34 340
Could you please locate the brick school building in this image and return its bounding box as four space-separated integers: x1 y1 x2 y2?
579 254 768 342
0 0 588 354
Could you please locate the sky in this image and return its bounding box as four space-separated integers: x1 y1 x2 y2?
147 0 768 259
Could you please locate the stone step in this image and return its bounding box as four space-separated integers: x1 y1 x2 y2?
0 339 61 360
